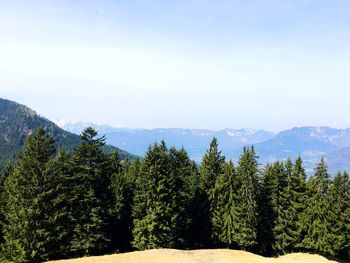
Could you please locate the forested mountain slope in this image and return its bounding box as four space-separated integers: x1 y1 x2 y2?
0 98 133 170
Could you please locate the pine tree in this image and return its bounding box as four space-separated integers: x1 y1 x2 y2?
44 149 76 259
256 163 277 256
326 171 350 258
168 147 195 248
199 137 225 246
299 158 331 255
132 142 188 249
287 157 307 251
109 152 136 251
69 127 110 256
1 127 57 262
185 162 206 249
257 160 293 255
259 157 307 255
200 138 225 199
272 159 292 255
0 161 14 245
235 146 259 250
212 161 239 247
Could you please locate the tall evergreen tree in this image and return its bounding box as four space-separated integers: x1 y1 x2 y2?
257 160 293 255
200 138 225 199
43 149 76 259
1 127 57 262
286 157 307 252
0 161 14 245
69 127 110 256
109 153 137 251
326 171 350 258
168 147 195 248
256 163 277 256
235 146 259 250
185 162 206 249
199 137 225 246
272 159 292 255
120 158 141 251
299 158 331 255
132 142 188 249
212 161 239 247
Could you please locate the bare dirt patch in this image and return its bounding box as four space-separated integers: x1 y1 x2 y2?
48 249 339 263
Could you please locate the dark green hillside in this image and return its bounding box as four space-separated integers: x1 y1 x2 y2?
0 98 133 170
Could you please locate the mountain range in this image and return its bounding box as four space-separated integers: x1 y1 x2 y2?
56 121 350 174
1 96 349 175
0 98 134 170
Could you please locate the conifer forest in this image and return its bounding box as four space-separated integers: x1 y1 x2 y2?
0 127 349 262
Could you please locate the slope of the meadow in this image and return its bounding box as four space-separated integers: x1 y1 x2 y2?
48 249 340 263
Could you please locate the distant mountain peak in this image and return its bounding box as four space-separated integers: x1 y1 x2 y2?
54 119 83 127
48 118 350 175
54 120 128 135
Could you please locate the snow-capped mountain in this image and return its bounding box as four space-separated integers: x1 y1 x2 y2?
56 120 350 174
54 120 128 136
55 120 275 161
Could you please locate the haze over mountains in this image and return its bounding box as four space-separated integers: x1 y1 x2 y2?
0 96 348 174
57 120 350 174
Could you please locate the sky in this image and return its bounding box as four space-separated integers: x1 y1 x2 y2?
1 0 350 131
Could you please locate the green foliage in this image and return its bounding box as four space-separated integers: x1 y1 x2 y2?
1 127 57 262
185 165 207 248
235 146 259 250
199 138 225 246
256 163 277 255
212 161 239 247
168 147 197 248
200 138 225 199
109 153 137 251
43 149 76 259
286 157 308 250
0 162 14 245
272 160 292 255
132 142 190 250
69 128 111 256
0 98 134 172
257 160 288 255
325 171 350 257
0 127 348 262
299 158 332 255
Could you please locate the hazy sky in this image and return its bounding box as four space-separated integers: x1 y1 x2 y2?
1 0 350 131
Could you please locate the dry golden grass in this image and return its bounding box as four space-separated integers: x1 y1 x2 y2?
47 249 340 263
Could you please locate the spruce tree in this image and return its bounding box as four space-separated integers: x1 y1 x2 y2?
1 127 57 262
326 171 350 258
256 163 277 256
257 160 292 255
168 147 195 248
0 161 14 245
272 159 292 255
44 149 76 259
200 138 225 199
287 157 307 251
199 137 225 246
185 162 206 249
132 142 187 249
212 161 239 247
235 146 259 250
69 127 110 256
109 152 136 251
119 158 141 250
299 158 331 255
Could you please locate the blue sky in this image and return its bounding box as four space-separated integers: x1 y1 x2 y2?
1 0 350 131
